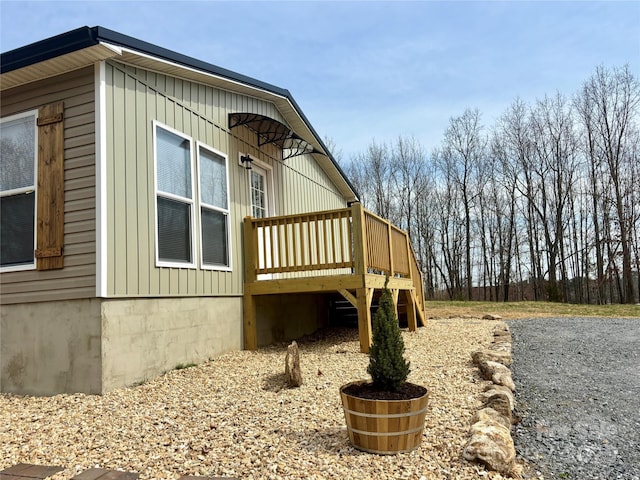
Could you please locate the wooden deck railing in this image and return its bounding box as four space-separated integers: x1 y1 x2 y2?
243 203 425 305
244 207 353 277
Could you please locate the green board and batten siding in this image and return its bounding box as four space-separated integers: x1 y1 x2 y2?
0 67 97 305
104 61 346 298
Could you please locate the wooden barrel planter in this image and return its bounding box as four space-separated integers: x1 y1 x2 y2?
339 380 429 454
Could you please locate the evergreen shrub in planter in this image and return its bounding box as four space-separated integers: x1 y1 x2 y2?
340 280 429 454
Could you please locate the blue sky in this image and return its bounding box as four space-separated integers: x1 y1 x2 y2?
1 1 638 161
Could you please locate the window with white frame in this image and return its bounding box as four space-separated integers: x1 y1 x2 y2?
154 123 195 266
154 122 232 270
198 143 231 269
0 111 37 270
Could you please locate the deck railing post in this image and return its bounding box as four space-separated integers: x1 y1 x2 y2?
387 221 394 276
351 203 373 352
243 216 258 283
351 202 368 275
404 233 412 282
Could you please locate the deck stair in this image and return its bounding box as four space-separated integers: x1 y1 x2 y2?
329 293 379 327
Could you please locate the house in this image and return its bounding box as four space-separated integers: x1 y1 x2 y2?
0 26 425 396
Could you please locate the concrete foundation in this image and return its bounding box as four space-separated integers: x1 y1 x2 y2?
101 296 242 391
0 296 242 395
0 299 103 395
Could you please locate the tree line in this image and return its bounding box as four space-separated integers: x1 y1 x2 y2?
339 65 639 304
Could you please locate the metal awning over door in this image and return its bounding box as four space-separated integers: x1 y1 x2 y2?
228 112 324 160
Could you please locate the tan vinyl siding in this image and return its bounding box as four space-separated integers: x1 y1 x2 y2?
277 154 346 215
0 67 96 305
105 62 347 297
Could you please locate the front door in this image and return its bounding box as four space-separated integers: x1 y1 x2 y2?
250 163 275 277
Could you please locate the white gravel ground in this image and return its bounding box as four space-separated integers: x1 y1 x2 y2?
1 319 514 480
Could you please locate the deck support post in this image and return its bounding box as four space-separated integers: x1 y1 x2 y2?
243 217 259 350
356 287 373 353
404 289 417 332
391 289 400 320
243 288 257 350
352 203 374 353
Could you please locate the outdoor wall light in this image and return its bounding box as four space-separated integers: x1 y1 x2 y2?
240 154 253 170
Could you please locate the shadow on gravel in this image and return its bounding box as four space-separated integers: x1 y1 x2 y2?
262 372 290 392
284 426 355 455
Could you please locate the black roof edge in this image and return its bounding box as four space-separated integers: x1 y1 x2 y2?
0 26 98 74
93 26 294 99
1 25 358 200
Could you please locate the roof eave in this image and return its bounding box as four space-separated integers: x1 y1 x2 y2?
0 26 359 202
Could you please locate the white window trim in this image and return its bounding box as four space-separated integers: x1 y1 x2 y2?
197 142 232 271
0 109 38 273
153 121 197 269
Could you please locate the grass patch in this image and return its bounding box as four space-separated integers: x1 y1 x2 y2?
424 300 640 319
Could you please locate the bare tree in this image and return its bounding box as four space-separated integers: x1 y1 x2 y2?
437 108 486 300
430 152 466 299
527 93 579 301
578 66 639 303
339 64 638 305
391 136 428 235
489 126 520 301
575 83 608 302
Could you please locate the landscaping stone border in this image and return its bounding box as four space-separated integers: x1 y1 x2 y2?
464 321 520 476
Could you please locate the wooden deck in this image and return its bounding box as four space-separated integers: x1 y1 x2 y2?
243 202 426 353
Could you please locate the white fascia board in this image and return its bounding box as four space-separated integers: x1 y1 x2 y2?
98 41 123 56
117 46 290 104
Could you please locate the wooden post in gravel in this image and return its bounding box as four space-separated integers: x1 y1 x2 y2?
404 289 417 332
356 287 373 353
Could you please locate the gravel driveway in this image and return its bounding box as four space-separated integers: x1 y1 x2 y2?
509 317 640 480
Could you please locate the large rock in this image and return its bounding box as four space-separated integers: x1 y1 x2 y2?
285 341 303 387
482 384 516 410
493 332 513 344
493 322 510 333
472 349 513 367
478 360 516 391
487 341 511 353
463 420 516 474
472 407 511 430
482 391 513 424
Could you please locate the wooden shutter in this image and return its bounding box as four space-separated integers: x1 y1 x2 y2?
35 102 65 270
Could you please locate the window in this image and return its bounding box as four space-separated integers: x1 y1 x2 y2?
250 168 268 219
154 123 195 266
0 111 37 270
153 123 231 270
198 144 231 269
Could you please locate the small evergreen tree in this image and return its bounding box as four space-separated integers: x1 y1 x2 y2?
367 280 410 391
